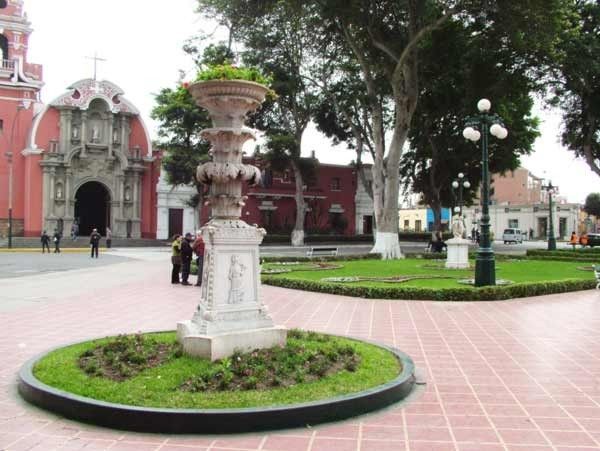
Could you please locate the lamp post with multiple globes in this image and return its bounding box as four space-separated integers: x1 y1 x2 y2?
541 180 558 251
462 99 508 287
452 173 470 217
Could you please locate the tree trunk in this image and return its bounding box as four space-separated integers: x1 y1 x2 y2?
290 159 306 247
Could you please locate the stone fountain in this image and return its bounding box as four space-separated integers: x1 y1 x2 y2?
177 80 287 360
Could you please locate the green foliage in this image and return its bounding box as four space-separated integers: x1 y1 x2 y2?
401 17 541 227
78 333 182 381
584 193 600 217
180 330 360 392
549 1 600 177
263 277 596 302
196 64 273 86
262 257 596 300
33 332 400 409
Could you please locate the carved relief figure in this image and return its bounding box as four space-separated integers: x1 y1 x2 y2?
227 255 246 304
72 125 79 140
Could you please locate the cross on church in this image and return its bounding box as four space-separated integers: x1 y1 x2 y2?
85 52 107 81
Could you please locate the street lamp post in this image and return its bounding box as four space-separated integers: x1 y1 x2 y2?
541 180 558 251
4 99 31 249
452 173 471 217
463 99 508 287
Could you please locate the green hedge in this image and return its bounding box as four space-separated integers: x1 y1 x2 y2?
525 249 600 262
262 232 452 244
260 254 382 263
262 277 596 302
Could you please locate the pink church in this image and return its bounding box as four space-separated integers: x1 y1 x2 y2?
0 0 161 240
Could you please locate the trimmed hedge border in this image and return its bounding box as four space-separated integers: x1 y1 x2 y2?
262 232 453 244
261 253 382 263
262 277 596 302
525 249 600 263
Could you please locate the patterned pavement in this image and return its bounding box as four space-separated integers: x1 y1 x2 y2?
1 251 600 450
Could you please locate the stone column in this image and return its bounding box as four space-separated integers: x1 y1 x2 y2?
65 169 72 214
121 115 129 154
48 168 56 218
107 114 114 158
80 112 87 157
59 110 72 154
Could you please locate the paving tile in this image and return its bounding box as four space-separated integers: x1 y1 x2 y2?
2 254 600 450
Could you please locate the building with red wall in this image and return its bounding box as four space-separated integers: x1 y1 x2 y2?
156 152 373 239
0 0 160 240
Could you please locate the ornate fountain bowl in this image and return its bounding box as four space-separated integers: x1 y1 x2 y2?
189 80 270 129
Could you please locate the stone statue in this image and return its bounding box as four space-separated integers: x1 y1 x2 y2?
452 214 466 239
227 255 246 304
72 125 79 139
91 124 100 142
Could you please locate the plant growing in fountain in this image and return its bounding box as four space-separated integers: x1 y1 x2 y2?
177 66 287 361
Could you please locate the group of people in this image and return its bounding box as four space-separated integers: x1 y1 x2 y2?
570 231 590 249
40 226 111 257
171 232 205 286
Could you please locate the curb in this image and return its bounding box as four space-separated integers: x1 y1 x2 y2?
18 335 415 434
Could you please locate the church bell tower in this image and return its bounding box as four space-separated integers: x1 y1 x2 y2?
0 0 44 239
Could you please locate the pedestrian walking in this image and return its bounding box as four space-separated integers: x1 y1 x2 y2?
41 230 50 253
90 228 101 258
106 226 112 248
192 231 205 286
569 231 579 250
171 235 182 284
180 232 194 286
52 229 61 253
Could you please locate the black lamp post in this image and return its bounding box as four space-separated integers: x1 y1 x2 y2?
463 99 508 287
541 180 558 251
452 173 471 217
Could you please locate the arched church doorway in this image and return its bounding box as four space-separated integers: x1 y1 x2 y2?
74 181 111 236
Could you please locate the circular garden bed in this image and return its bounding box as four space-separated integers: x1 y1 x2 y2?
19 330 415 433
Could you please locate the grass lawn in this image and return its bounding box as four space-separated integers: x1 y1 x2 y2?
262 258 595 289
33 332 401 409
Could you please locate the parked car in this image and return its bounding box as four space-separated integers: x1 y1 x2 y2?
502 228 523 244
586 233 600 247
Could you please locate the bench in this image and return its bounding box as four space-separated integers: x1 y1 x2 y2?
306 247 339 257
594 265 600 290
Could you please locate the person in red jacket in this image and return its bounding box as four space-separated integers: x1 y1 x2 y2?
192 231 205 287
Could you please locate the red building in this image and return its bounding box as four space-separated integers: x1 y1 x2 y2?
0 0 160 239
194 155 365 236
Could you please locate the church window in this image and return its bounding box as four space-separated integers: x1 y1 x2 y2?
0 119 3 133
72 90 81 99
0 1 7 9
0 35 8 61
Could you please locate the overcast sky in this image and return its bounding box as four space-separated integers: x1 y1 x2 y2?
25 0 599 204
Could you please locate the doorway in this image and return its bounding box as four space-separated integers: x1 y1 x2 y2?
74 181 111 236
168 209 183 239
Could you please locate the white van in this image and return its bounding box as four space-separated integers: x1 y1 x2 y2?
503 228 523 244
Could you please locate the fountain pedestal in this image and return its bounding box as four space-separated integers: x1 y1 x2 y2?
177 80 286 361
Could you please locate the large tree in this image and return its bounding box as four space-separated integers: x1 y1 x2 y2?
584 192 600 218
550 0 600 177
197 0 321 246
151 44 234 225
309 0 566 258
401 18 541 231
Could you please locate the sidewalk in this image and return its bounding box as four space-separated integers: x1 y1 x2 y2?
1 254 599 450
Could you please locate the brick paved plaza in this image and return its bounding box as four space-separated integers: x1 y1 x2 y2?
1 250 600 450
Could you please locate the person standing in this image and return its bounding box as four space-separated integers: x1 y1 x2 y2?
90 228 101 258
192 231 205 286
41 230 50 253
53 229 61 253
106 226 112 248
180 233 194 286
171 235 182 284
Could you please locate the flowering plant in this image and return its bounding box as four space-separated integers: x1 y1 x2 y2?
195 64 273 87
